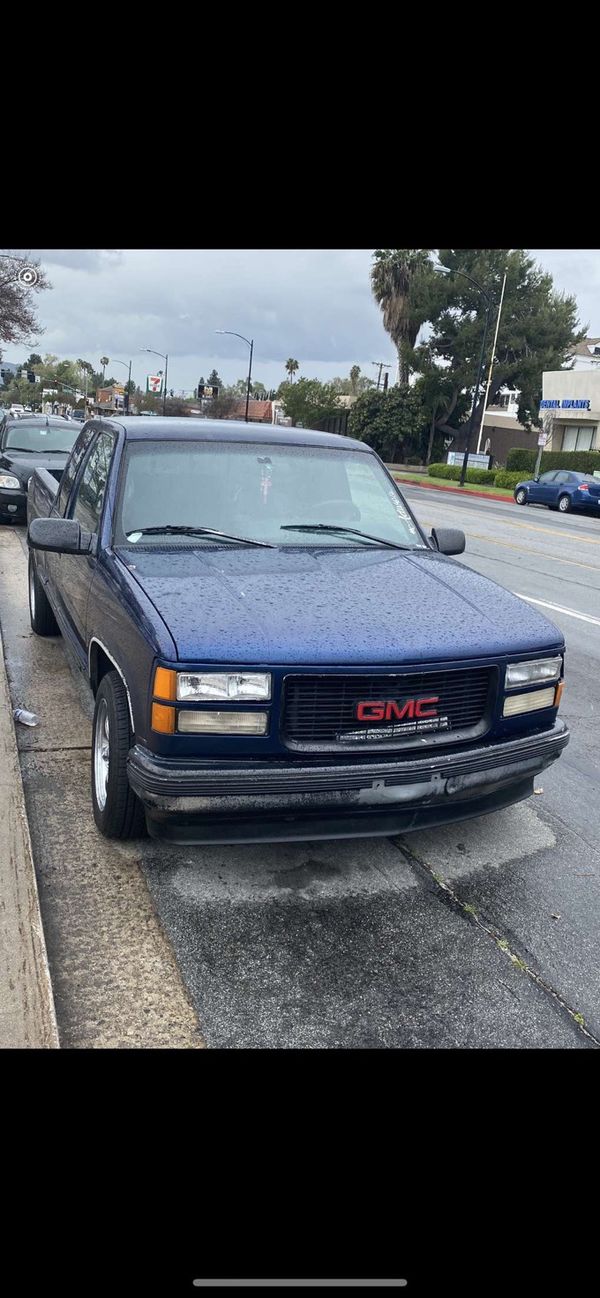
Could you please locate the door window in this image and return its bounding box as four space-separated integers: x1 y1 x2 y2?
70 431 115 533
57 423 98 516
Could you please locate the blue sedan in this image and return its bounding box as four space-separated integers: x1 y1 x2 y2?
514 469 600 515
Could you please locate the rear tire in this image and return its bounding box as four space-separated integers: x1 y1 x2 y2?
28 554 59 635
558 494 572 513
515 488 528 505
91 670 145 839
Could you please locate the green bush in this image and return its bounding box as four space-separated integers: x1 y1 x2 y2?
428 463 497 485
506 447 600 474
465 468 497 484
494 470 525 489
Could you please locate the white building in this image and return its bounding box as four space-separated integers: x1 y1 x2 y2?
541 366 600 453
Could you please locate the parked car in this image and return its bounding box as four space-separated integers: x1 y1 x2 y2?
71 409 87 421
0 415 82 524
514 469 600 514
26 417 569 844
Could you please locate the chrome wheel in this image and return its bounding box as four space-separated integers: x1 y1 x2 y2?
558 495 570 512
93 697 110 811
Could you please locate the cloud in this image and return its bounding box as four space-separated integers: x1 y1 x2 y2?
3 248 599 395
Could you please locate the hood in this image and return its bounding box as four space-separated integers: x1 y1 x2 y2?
115 545 564 666
0 449 68 486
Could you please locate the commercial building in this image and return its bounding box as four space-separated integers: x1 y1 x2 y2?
540 367 600 453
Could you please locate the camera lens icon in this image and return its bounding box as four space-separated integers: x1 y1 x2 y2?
18 265 39 287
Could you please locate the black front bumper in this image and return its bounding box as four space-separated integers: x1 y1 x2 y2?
127 720 569 844
0 488 26 520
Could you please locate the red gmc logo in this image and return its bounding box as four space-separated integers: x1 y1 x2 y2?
356 697 440 722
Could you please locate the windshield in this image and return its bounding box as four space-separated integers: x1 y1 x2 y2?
115 440 426 549
4 422 79 453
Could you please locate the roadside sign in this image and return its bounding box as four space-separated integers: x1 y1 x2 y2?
537 433 548 447
197 384 219 399
446 451 491 469
146 374 163 394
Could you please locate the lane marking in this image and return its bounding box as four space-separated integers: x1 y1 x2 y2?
514 594 600 626
422 507 600 546
463 531 600 574
425 525 600 573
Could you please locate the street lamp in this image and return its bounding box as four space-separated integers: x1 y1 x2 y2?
216 330 254 423
433 264 492 487
140 347 168 415
107 357 133 414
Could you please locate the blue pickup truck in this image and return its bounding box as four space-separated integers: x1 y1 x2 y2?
26 417 569 844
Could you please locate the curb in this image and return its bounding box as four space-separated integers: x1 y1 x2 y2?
392 475 515 505
0 547 59 1049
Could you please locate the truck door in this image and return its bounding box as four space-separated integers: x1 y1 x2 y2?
61 430 116 660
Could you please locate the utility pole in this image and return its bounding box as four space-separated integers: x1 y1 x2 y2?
372 361 391 391
476 272 507 454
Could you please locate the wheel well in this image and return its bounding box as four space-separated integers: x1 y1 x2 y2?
89 643 114 696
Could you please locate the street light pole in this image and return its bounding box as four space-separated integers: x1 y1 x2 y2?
106 357 133 414
216 331 254 423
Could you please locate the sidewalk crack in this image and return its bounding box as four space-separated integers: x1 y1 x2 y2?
391 836 600 1047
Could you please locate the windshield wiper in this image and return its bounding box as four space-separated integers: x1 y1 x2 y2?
280 523 419 550
126 525 275 548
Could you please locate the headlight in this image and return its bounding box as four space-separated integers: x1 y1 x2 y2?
0 473 21 490
505 657 562 688
503 688 556 717
178 710 268 735
176 671 271 702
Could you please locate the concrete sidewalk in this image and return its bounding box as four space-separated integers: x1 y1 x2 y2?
0 538 59 1048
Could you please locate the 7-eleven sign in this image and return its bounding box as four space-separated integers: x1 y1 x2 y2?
146 374 163 394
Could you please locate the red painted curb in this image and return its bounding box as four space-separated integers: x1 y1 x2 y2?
392 475 514 504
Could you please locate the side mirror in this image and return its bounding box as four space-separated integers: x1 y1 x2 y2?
430 526 465 556
28 517 95 555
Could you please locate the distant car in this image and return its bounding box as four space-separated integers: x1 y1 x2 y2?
71 409 86 421
8 404 26 417
514 470 600 515
0 415 82 524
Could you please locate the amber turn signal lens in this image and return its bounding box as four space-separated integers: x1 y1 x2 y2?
151 702 175 734
153 667 176 701
554 681 564 708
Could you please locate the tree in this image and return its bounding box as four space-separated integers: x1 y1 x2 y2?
0 251 51 347
349 365 361 396
25 352 42 367
410 249 586 447
279 377 342 429
285 358 299 383
207 368 222 391
371 250 438 384
348 386 426 463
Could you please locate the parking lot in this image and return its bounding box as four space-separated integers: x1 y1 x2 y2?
1 485 600 1048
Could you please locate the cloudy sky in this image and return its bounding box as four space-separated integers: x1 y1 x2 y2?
4 249 600 394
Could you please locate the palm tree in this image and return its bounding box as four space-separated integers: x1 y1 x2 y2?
349 364 361 396
285 358 299 383
371 250 434 385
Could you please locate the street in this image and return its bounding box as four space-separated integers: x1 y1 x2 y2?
1 487 599 1048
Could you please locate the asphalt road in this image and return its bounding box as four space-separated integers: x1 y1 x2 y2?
1 489 599 1049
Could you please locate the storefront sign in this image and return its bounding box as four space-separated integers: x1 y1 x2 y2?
540 398 591 410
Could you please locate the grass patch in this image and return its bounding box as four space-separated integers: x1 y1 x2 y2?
391 471 514 498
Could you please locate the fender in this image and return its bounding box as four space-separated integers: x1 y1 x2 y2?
88 636 135 731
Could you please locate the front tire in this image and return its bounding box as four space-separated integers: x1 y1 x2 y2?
515 488 528 505
91 670 145 839
558 494 572 513
28 554 59 635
